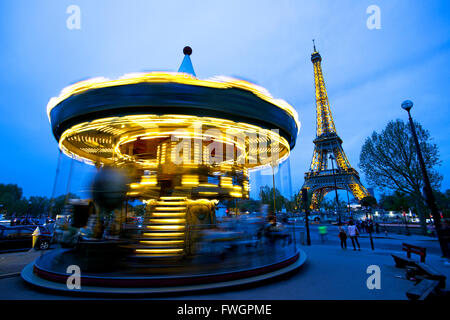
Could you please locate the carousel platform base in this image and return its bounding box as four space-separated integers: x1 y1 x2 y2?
21 249 306 296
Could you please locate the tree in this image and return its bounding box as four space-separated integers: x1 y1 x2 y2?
360 196 377 208
434 189 450 219
259 186 286 214
379 191 412 212
317 197 332 212
237 199 261 213
359 119 442 233
48 193 79 217
297 189 313 212
0 184 27 217
28 196 51 217
284 196 297 213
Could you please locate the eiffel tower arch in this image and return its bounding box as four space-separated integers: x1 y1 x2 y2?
302 42 370 209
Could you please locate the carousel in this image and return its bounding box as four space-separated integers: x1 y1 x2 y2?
21 47 306 294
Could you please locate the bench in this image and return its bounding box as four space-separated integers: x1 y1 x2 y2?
391 254 416 268
415 262 447 289
406 279 440 300
392 253 447 289
402 243 426 262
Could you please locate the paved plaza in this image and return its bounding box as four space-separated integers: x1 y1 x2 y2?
1 224 448 300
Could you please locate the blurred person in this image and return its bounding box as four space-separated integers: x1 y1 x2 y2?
318 225 328 243
427 223 435 236
348 221 361 251
264 216 291 246
356 220 361 233
361 220 367 233
338 225 347 249
264 216 277 245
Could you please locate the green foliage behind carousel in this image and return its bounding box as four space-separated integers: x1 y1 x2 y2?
0 183 150 218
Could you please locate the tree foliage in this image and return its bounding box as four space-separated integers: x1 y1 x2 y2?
380 189 450 219
359 119 443 234
434 189 450 218
359 119 442 198
0 183 79 218
0 184 26 216
259 186 286 214
360 196 377 208
237 199 261 213
379 191 412 212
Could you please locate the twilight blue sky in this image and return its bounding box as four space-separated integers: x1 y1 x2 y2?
0 0 449 200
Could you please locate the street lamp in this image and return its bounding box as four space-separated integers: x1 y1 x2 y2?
301 188 311 246
401 100 449 258
329 154 341 225
364 206 375 250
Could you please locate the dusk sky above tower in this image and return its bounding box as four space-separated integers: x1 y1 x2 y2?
1 1 449 199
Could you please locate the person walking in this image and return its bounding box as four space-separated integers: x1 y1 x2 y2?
338 225 347 250
357 220 363 233
348 221 361 251
318 225 328 243
361 220 366 233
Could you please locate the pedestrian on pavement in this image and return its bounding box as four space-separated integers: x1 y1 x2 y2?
361 220 367 233
427 223 435 237
357 220 363 233
367 220 373 233
318 225 328 243
348 221 361 251
338 225 347 249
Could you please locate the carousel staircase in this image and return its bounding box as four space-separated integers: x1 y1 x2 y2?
134 196 187 259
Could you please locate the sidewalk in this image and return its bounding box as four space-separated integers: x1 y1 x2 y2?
358 232 437 241
0 244 448 299
0 250 44 278
171 245 426 300
0 245 415 299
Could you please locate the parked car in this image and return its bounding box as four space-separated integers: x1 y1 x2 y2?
0 225 52 253
34 225 53 250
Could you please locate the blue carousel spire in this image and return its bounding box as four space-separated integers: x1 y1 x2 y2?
178 46 196 77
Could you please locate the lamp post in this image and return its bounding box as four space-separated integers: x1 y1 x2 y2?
301 188 311 246
364 206 375 250
401 100 449 258
272 165 277 217
346 189 352 220
329 154 341 225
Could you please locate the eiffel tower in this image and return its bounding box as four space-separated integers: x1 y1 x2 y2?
303 42 370 209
